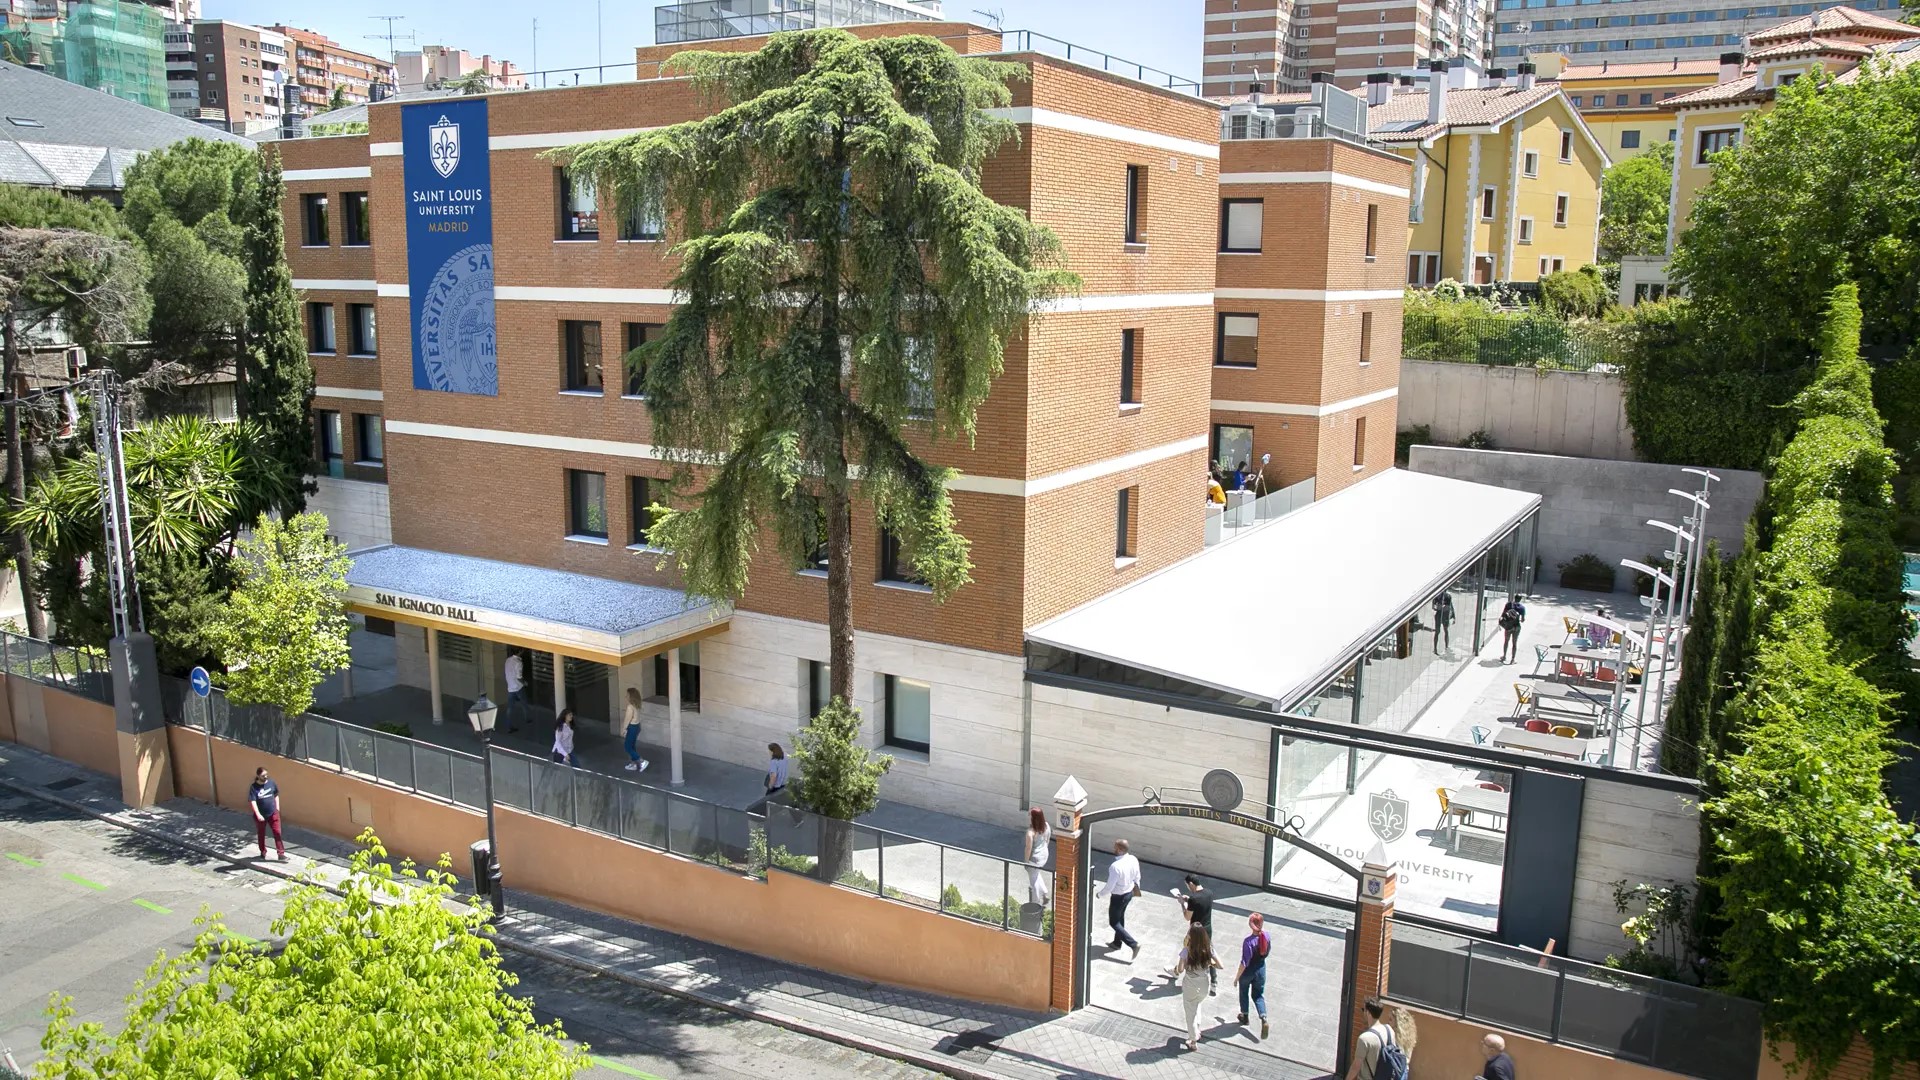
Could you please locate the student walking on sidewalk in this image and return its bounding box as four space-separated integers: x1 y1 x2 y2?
551 709 578 766
248 767 286 862
1096 839 1141 959
622 687 649 773
1236 912 1272 1039
1170 923 1223 1051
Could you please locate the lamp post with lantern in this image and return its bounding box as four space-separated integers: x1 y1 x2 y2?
468 693 505 918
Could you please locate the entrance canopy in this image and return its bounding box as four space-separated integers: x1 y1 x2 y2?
345 545 729 665
1027 469 1540 711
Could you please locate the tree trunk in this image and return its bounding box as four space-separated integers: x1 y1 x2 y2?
822 125 855 710
2 313 45 638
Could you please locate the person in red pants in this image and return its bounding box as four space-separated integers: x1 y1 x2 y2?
248 766 287 862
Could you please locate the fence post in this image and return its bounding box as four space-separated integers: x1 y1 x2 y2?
2 630 11 676
1002 861 1011 930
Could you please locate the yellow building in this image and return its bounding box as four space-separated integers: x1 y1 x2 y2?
1666 7 1920 247
1549 56 1720 162
1369 61 1609 285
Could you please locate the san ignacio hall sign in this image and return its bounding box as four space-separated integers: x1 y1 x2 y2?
371 592 478 624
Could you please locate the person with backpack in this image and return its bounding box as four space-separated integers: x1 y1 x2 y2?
1498 594 1527 664
1235 911 1272 1039
1346 997 1409 1080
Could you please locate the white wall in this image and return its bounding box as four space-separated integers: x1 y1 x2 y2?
1399 360 1635 461
1568 778 1701 962
309 477 392 553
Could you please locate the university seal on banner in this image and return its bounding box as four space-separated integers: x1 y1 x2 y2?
417 243 496 394
429 115 461 178
1368 789 1409 844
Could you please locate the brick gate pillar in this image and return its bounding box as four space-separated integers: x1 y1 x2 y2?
1349 856 1399 1052
1048 776 1089 1013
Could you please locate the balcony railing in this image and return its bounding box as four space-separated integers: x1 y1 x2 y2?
1206 476 1316 546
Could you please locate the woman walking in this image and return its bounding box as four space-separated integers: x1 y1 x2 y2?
1024 807 1052 906
1168 922 1223 1050
622 688 649 773
551 708 578 766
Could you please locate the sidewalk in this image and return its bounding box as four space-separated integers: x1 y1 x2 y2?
0 742 1334 1080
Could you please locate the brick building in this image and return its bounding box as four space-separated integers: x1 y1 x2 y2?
270 24 393 122
276 21 1414 852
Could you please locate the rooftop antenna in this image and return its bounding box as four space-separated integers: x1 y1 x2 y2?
972 7 1004 29
367 15 415 63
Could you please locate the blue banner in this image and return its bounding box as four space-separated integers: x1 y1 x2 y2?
401 99 497 395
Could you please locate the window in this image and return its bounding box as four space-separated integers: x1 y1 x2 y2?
314 410 343 477
620 188 664 241
1668 128 1677 142
1213 424 1253 473
629 476 655 547
807 660 831 716
1569 94 1582 106
653 642 701 709
1359 311 1374 364
1215 313 1258 367
1407 252 1441 286
883 674 930 753
1522 150 1540 177
353 413 383 465
301 193 328 245
1615 93 1629 106
345 303 376 355
566 469 607 539
1480 186 1497 221
1518 217 1535 243
878 528 925 587
557 168 598 239
1558 129 1574 161
1220 198 1263 253
1639 92 1654 105
342 191 369 245
1119 328 1140 405
1115 486 1137 559
1364 203 1378 259
1540 255 1566 275
306 302 335 353
1353 415 1368 468
904 337 934 420
1777 72 1798 86
1123 164 1144 244
1474 254 1496 285
1540 256 1552 276
1620 129 1641 149
622 322 662 397
1697 126 1739 163
1554 193 1570 226
562 320 603 392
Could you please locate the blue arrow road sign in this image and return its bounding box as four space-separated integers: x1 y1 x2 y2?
189 667 212 698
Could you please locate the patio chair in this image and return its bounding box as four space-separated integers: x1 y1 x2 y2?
1470 725 1492 746
1585 749 1612 766
1435 787 1471 831
1561 616 1578 644
1551 725 1580 739
1593 665 1619 685
1512 683 1533 709
1525 719 1552 734
1532 644 1551 675
1476 782 1507 792
1557 658 1583 681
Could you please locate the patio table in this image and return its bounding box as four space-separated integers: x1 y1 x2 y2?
1493 725 1588 759
1447 786 1511 851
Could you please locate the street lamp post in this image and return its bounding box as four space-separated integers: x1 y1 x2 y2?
468 694 504 918
1621 558 1674 770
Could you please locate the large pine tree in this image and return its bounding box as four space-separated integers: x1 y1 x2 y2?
240 150 317 516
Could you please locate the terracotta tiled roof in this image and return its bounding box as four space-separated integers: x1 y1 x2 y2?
1664 74 1766 108
1557 59 1723 81
1667 34 1920 108
1835 38 1920 81
1208 91 1312 106
1364 83 1561 142
1747 36 1875 61
1748 5 1920 44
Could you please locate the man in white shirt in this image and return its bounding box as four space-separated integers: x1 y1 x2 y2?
503 651 526 734
1096 838 1141 959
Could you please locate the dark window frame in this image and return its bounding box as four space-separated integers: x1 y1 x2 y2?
314 409 342 477
878 528 926 587
1219 198 1264 253
562 319 604 392
1364 203 1379 258
622 322 661 398
653 646 701 709
1115 487 1136 559
883 674 930 754
557 168 599 240
341 190 370 246
306 301 334 353
353 412 383 465
1123 164 1143 244
1120 328 1139 405
629 475 655 547
301 192 328 245
347 303 376 356
566 468 608 539
1215 312 1259 368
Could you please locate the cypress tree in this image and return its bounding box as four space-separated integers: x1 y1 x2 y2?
240 150 316 517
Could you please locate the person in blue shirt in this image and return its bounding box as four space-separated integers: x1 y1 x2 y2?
249 766 286 862
1231 461 1249 491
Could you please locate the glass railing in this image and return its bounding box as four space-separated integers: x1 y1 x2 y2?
1207 476 1317 545
1387 921 1761 1080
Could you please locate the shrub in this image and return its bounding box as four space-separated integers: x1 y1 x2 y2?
1460 430 1496 450
1558 553 1615 592
1396 423 1434 465
1538 266 1610 319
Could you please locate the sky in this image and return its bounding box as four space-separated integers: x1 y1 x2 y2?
206 0 1203 90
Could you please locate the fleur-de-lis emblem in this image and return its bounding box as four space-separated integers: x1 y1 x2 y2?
429 116 461 179
1368 789 1409 844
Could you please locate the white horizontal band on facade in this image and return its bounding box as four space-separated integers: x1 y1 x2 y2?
1335 22 1419 34
385 420 1204 500
284 166 372 182
1035 292 1216 315
369 142 402 157
1204 9 1279 20
1212 386 1399 417
1203 51 1285 62
983 107 1219 161
376 283 410 298
293 278 377 293
1204 30 1286 42
490 127 660 151
1218 171 1410 198
315 386 384 402
495 286 680 305
1215 287 1404 302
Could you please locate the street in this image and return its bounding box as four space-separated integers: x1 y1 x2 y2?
0 788 935 1080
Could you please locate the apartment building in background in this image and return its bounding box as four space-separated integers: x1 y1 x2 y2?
1550 54 1718 160
1491 0 1907 64
274 18 1406 871
166 19 286 134
655 0 941 43
1202 0 1497 95
270 24 392 118
394 44 525 93
0 0 167 110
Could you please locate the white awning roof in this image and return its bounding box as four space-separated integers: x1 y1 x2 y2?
1027 469 1540 710
346 546 729 663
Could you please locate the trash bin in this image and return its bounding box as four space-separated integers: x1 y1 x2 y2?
469 839 493 897
1019 901 1045 935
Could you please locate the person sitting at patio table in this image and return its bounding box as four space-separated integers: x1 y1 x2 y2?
1585 607 1611 648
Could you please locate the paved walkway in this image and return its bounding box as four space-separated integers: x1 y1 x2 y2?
0 742 1335 1080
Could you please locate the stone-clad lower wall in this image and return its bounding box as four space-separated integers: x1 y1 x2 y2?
1569 778 1701 961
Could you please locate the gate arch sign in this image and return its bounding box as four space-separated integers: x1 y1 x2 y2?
1047 791 1397 1076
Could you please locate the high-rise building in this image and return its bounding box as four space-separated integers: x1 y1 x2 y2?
270 25 394 123
654 0 942 44
1491 0 1906 64
394 44 526 93
166 19 285 134
1203 0 1496 95
0 0 167 110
